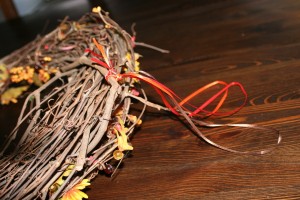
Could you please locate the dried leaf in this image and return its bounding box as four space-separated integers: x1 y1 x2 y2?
0 64 9 82
33 72 43 87
0 86 29 105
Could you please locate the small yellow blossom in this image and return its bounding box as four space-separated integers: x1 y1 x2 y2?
128 115 142 126
38 69 50 83
92 6 101 13
43 56 52 62
10 66 34 84
134 61 140 72
49 67 58 74
126 52 141 72
113 150 124 160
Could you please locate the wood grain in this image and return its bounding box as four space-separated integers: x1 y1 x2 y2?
1 0 300 199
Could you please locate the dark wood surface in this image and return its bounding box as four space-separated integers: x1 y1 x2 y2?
1 0 300 199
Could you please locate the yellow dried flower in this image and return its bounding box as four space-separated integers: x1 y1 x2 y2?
128 115 142 126
114 117 133 152
43 56 52 62
92 6 101 13
10 66 34 84
62 179 90 200
38 69 50 83
116 127 133 151
113 150 124 160
50 165 75 194
126 52 141 72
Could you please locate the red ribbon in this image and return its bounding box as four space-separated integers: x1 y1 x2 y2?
119 73 247 118
89 38 247 118
87 38 281 155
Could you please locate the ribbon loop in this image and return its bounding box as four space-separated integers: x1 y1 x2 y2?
88 36 281 155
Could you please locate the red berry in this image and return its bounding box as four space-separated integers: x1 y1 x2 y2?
104 163 114 174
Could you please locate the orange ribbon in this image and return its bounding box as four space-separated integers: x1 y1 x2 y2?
89 38 247 118
88 38 281 155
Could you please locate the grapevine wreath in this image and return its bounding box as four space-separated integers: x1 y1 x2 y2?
0 7 281 200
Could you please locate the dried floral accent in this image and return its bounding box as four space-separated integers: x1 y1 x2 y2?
113 150 124 160
1 64 57 104
50 165 75 194
0 64 9 90
115 117 133 151
92 6 101 13
126 52 141 72
128 114 142 126
103 163 114 174
130 88 140 96
38 69 51 83
33 73 43 87
114 106 124 116
10 66 34 84
0 86 29 104
43 56 52 62
58 165 75 185
0 64 8 82
116 129 133 151
61 179 90 200
48 67 58 74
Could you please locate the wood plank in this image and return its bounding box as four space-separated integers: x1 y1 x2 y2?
0 0 18 20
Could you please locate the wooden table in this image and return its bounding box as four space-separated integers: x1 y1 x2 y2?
1 0 300 199
87 1 300 199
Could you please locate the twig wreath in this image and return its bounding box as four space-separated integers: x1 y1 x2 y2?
0 7 281 200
